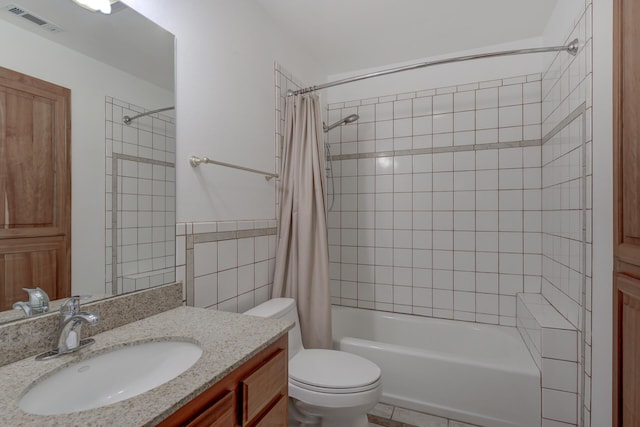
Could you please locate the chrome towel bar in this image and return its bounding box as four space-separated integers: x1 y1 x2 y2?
189 156 279 181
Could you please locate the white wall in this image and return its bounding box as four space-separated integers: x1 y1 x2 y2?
325 37 550 104
542 0 585 45
0 21 173 296
122 0 327 223
591 0 613 424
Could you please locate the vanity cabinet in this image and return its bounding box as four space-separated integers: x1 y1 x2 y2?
159 334 288 427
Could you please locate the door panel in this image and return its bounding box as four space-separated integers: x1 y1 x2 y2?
3 88 56 228
615 274 640 426
0 66 70 310
0 237 65 311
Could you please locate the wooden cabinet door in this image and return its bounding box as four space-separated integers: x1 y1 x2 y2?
240 349 287 425
614 0 640 264
0 67 70 309
614 0 640 424
614 274 640 426
158 335 288 427
0 237 66 311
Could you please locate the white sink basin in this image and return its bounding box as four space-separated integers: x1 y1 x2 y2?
19 340 203 415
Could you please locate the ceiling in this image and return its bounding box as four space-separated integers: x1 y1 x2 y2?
1 1 560 91
255 0 560 75
0 0 174 90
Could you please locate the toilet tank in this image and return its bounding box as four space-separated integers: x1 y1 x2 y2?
244 298 303 359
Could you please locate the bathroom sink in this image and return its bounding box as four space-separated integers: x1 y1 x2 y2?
19 340 203 415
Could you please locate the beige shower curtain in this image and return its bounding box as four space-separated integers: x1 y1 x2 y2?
272 94 331 349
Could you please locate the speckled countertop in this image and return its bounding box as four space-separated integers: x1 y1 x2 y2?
0 306 292 426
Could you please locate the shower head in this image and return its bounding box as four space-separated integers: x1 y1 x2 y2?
342 114 359 124
323 114 360 133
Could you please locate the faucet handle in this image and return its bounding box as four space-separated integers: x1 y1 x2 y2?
59 296 81 323
21 287 50 314
12 301 32 316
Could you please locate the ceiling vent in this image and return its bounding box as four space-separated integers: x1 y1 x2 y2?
2 4 63 33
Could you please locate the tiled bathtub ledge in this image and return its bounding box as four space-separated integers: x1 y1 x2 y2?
516 293 579 425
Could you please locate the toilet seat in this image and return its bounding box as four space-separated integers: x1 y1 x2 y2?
289 349 381 394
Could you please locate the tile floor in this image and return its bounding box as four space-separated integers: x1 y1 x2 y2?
368 403 480 427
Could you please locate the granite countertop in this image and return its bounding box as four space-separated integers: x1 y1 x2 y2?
0 306 292 426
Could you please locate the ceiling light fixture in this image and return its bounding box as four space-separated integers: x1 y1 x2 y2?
70 0 118 15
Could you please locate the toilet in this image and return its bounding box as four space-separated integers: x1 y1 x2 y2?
244 298 382 427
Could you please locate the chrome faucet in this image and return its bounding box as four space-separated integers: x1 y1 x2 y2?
35 296 99 361
57 296 99 353
12 287 50 317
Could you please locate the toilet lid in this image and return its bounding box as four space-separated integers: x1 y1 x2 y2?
289 349 381 390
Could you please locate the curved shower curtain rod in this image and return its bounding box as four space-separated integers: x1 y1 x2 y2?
289 39 579 96
124 106 175 125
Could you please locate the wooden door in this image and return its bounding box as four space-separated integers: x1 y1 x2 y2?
0 67 71 311
614 274 640 427
614 0 640 424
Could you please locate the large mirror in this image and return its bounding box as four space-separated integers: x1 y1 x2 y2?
0 0 175 323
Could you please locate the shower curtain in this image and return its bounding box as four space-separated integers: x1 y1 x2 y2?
272 94 332 349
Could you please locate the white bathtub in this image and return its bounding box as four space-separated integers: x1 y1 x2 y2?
332 306 540 427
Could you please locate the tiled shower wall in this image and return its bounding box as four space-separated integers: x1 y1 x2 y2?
105 97 176 295
540 3 592 426
177 220 277 312
327 75 544 326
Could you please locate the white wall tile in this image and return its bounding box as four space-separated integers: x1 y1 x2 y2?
237 237 254 266
194 242 218 277
394 118 412 138
358 104 375 122
476 87 498 109
542 388 578 424
194 273 217 308
217 240 237 271
238 264 255 294
499 84 523 106
394 100 412 119
218 268 238 302
376 120 393 139
542 358 578 393
476 129 499 145
376 102 393 121
413 97 432 116
433 113 453 134
499 105 523 127
454 111 475 132
454 91 476 112
476 108 498 130
413 116 432 135
524 103 542 125
433 94 453 114
542 328 578 361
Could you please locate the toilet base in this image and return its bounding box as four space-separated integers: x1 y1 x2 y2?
289 396 376 427
288 412 369 427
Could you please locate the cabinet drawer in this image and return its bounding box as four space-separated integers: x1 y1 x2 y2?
186 390 234 427
253 395 287 427
241 348 287 424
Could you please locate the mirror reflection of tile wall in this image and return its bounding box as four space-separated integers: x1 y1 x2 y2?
105 97 176 295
